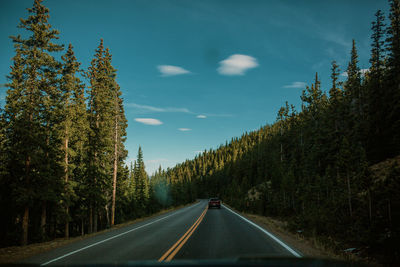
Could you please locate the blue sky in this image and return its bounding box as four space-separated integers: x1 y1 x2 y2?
0 0 389 174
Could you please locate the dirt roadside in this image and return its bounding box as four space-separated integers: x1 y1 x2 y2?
0 202 196 264
224 204 380 266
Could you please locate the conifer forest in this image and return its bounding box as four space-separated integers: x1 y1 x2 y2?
0 0 399 264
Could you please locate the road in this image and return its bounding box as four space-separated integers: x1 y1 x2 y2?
23 200 301 265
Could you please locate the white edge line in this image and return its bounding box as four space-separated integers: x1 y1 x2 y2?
41 202 201 266
222 204 302 258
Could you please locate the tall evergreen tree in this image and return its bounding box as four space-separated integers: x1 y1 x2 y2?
102 48 128 227
367 10 387 162
86 40 127 230
86 39 114 233
384 0 400 158
5 0 63 245
59 43 87 238
134 146 149 214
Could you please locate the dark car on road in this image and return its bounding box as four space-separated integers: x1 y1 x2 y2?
208 198 221 209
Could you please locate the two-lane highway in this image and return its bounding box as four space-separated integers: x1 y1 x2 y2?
23 200 301 265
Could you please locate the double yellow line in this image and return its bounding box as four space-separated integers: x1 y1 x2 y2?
158 207 208 262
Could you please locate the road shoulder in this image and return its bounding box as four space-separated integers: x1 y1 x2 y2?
222 203 337 260
0 202 197 264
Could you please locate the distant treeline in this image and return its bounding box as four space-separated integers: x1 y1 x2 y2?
0 0 186 247
161 0 400 264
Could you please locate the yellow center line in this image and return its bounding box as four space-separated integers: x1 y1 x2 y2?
158 207 208 262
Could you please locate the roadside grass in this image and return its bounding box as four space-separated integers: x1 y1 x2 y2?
0 202 197 264
223 203 380 266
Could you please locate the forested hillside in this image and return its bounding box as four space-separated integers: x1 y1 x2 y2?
0 0 184 247
160 1 400 263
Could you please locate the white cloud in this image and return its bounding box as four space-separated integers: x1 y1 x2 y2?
217 54 259 75
196 115 207 119
157 65 190 77
283 81 307 89
127 103 191 113
360 68 369 75
178 128 191 131
341 68 369 77
134 118 163 125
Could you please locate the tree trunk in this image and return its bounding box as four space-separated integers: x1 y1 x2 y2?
368 189 372 224
42 131 50 241
65 206 69 238
21 154 31 246
105 204 110 228
347 172 353 218
111 115 118 226
89 205 93 234
280 126 283 162
41 200 46 240
94 208 98 233
22 206 29 246
388 199 392 226
64 130 69 238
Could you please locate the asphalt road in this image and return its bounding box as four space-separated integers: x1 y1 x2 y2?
23 200 301 265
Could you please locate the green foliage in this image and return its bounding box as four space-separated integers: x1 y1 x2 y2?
0 0 134 246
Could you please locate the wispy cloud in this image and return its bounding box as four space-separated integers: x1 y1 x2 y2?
319 31 351 48
217 54 259 76
134 118 163 125
178 128 191 131
157 65 190 77
127 103 191 114
202 113 233 118
283 81 307 89
127 103 232 118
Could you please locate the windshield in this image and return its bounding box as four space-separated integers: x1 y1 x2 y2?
0 0 398 266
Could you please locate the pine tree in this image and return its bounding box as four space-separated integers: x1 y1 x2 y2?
384 0 400 158
86 39 114 233
86 40 127 230
328 61 343 134
370 10 386 82
345 40 362 107
386 0 400 73
102 48 128 227
6 0 63 245
59 43 87 238
134 147 149 214
344 40 367 151
368 10 387 163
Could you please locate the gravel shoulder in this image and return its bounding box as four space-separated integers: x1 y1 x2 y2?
0 203 195 264
223 203 381 266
